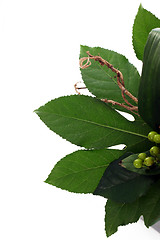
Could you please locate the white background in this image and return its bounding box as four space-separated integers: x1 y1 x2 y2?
0 0 160 239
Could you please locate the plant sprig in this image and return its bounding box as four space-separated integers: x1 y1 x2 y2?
35 4 160 238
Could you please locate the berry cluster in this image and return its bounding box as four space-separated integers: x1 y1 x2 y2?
133 146 160 169
148 131 160 143
133 131 160 169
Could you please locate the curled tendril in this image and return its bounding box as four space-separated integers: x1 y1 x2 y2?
78 51 139 116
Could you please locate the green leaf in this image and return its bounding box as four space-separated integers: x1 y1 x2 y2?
124 138 153 154
132 4 160 60
141 179 160 227
123 117 154 153
93 153 154 203
105 199 141 237
105 179 160 237
138 28 160 131
45 149 123 193
35 95 152 149
122 151 160 176
80 45 140 114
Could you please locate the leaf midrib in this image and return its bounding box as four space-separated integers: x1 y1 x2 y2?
40 111 147 139
50 164 109 181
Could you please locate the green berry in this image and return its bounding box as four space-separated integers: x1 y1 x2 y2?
148 131 157 142
133 159 143 168
154 134 160 144
150 146 160 156
144 157 155 167
157 154 160 160
138 152 147 160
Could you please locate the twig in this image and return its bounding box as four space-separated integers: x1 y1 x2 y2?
85 51 138 104
101 99 139 116
74 82 86 95
79 51 139 114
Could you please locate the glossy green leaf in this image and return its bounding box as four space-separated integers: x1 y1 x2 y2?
141 179 160 227
93 153 154 203
80 45 140 114
132 4 160 60
45 149 123 193
138 28 160 131
121 151 160 175
105 179 160 237
105 199 141 237
35 95 152 149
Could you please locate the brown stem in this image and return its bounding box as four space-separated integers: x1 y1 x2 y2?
85 51 138 104
74 82 87 95
101 99 139 116
74 82 81 95
79 51 139 115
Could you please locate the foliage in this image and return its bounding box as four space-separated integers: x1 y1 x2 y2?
138 28 160 130
35 4 160 238
79 46 140 113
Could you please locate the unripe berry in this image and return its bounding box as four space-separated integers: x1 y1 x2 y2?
154 134 160 144
144 157 155 167
148 131 157 142
133 158 143 168
150 146 160 156
138 152 147 160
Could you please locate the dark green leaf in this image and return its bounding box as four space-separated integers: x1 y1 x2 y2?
45 149 123 193
138 28 160 131
123 116 154 153
124 137 153 154
105 179 160 237
132 4 160 60
105 199 141 237
141 179 160 227
93 153 154 202
35 95 152 149
122 151 160 175
80 45 140 114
